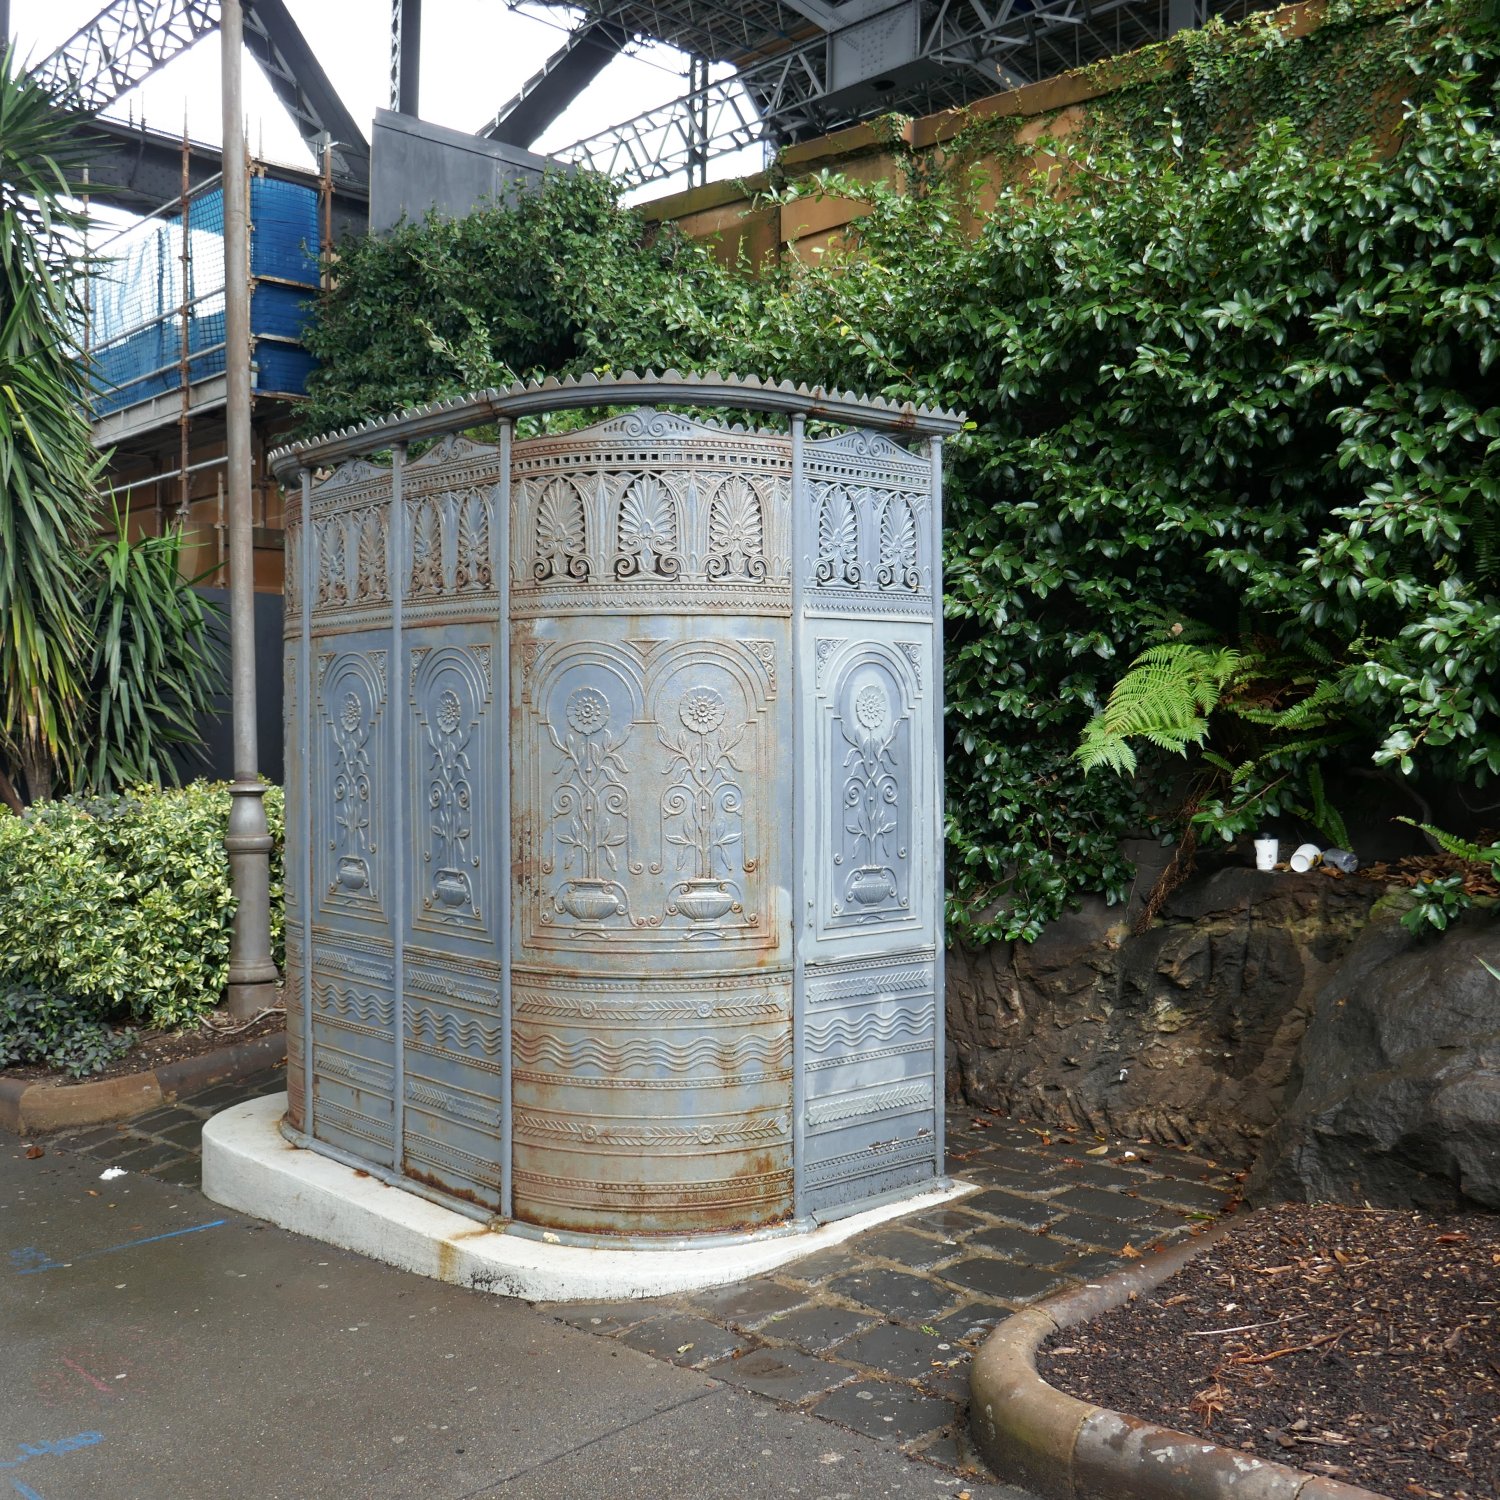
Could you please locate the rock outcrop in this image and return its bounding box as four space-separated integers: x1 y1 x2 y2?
1248 903 1500 1211
947 868 1380 1163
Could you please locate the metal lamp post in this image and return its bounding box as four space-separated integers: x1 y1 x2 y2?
221 0 278 1019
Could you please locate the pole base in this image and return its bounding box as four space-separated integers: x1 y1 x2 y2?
226 975 280 1020
225 779 279 1020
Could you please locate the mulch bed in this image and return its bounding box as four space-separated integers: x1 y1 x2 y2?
1036 1203 1500 1499
1 1008 285 1085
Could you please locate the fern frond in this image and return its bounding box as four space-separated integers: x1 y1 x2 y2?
1141 721 1211 754
1472 506 1500 586
1255 730 1361 761
1229 674 1343 730
1305 764 1349 848
1075 642 1243 775
1076 719 1139 775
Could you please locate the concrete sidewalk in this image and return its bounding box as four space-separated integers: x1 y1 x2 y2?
2 1134 1022 1500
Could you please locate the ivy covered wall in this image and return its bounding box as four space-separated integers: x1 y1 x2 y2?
640 0 1425 264
302 0 1500 944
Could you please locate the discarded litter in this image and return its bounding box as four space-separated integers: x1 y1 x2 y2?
99 1168 127 1181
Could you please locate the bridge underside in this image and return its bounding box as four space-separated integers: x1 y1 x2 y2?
36 0 1275 204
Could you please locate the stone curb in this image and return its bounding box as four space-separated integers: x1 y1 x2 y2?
969 1218 1387 1500
0 1028 285 1137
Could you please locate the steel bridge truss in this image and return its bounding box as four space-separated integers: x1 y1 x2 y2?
33 0 369 182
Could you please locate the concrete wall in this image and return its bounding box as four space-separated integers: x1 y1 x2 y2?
370 110 561 233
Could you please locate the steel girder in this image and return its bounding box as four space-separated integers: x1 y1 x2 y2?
478 19 630 146
244 0 368 179
32 0 219 113
33 0 368 183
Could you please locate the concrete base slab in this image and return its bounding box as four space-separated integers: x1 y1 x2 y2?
204 1094 971 1301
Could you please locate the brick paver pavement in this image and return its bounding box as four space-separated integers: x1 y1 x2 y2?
43 1066 1236 1483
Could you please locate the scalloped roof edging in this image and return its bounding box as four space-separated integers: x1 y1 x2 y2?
267 370 965 480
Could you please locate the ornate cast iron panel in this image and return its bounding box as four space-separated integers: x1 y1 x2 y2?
277 375 956 1240
797 429 943 1216
304 457 399 1170
398 436 509 1212
508 411 794 1235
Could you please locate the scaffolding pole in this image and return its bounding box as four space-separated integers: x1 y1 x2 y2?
177 129 192 526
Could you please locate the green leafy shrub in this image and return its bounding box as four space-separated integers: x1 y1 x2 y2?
301 170 698 429
302 0 1500 943
0 781 285 1034
0 983 135 1077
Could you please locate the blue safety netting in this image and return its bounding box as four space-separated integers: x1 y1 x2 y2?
88 178 321 418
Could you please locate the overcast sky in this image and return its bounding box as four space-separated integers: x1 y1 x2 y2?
13 0 759 201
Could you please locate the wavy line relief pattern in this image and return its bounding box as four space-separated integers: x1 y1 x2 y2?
407 1007 504 1056
512 1032 789 1072
805 1003 934 1053
314 985 395 1028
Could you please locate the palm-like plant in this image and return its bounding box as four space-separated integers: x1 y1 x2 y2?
0 50 100 809
85 502 223 790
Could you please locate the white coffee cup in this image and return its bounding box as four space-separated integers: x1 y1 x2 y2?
1254 836 1279 871
1289 843 1321 873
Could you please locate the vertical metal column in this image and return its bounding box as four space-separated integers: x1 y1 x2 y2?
390 0 422 114
928 435 947 1176
299 467 314 1136
497 419 514 1219
222 0 279 1019
687 54 709 188
391 445 408 1171
790 412 808 1221
176 133 192 522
